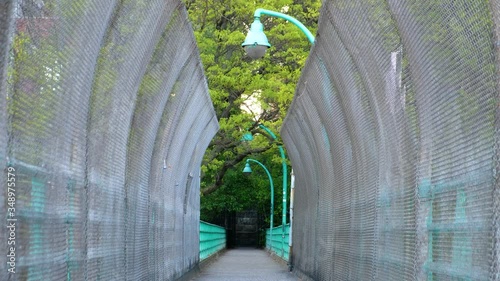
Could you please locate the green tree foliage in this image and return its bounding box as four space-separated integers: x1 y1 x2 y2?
200 148 287 225
185 0 320 221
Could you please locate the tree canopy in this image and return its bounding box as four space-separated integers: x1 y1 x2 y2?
185 0 321 222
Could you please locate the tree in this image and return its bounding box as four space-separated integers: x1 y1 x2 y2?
185 0 320 223
185 0 320 212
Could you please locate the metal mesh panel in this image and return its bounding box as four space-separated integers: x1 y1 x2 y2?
0 1 15 278
490 1 500 280
282 0 499 280
1 0 218 280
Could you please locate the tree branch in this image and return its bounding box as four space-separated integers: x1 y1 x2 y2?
201 145 272 195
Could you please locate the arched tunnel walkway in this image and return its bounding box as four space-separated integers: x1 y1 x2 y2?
2 0 500 281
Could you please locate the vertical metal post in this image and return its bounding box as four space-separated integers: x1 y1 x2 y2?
245 159 274 251
278 145 287 258
288 169 295 270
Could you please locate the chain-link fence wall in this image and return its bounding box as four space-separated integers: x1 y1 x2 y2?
282 0 500 280
0 0 218 280
0 2 14 280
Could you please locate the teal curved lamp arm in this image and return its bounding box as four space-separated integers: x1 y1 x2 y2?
258 124 277 139
254 8 315 44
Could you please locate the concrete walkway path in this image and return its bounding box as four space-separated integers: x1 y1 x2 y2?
191 248 299 281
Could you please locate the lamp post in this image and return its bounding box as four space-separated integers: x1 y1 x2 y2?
242 8 315 59
241 8 314 263
242 158 274 250
243 124 287 258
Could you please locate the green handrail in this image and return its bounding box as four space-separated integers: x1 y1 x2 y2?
199 221 226 260
266 224 290 261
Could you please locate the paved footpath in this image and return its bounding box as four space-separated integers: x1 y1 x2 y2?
191 248 300 281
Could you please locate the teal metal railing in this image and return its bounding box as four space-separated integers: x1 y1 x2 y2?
266 224 290 261
199 221 226 260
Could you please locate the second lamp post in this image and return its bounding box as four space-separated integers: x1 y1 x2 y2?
243 158 274 249
243 124 287 258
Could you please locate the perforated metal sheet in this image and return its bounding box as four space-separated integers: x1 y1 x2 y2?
282 1 499 280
